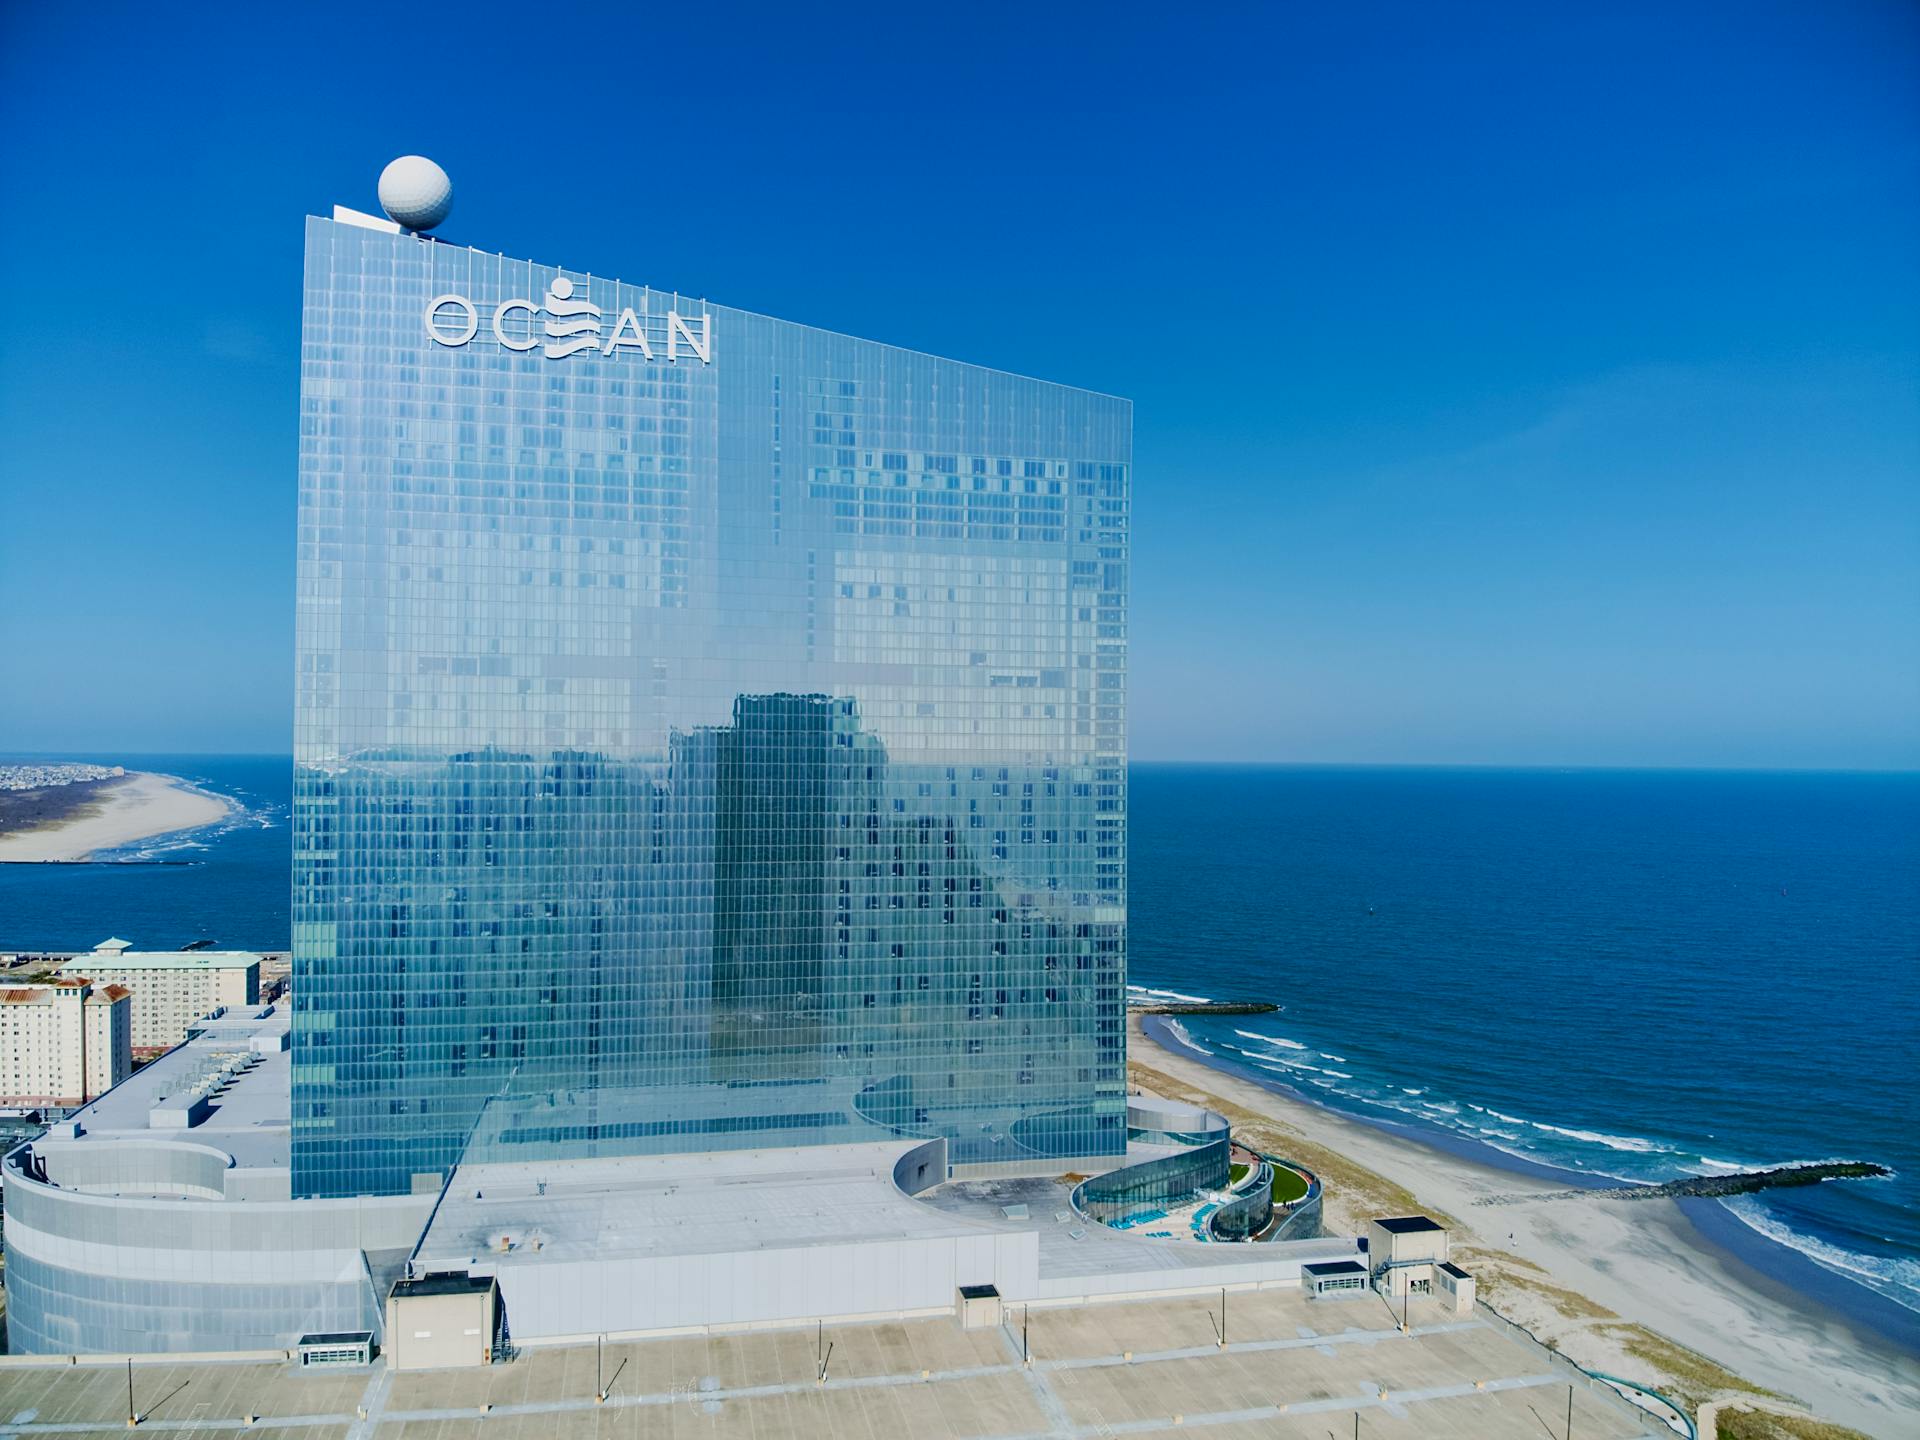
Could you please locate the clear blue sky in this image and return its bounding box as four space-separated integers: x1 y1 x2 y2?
2 2 1915 767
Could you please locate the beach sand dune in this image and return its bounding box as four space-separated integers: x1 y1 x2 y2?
1130 1017 1920 1439
0 771 232 863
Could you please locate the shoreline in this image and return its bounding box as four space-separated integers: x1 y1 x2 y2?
1145 1013 1920 1352
1132 1014 1920 1437
0 772 234 864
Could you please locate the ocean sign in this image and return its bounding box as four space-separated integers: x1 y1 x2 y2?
425 276 711 363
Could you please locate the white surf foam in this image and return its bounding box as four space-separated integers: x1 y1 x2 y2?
1244 1052 1320 1075
1233 1030 1308 1051
1128 986 1213 1004
1162 1020 1215 1057
1528 1120 1666 1154
1723 1196 1920 1314
1253 1059 1319 1076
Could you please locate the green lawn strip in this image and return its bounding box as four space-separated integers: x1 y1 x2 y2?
1269 1164 1310 1204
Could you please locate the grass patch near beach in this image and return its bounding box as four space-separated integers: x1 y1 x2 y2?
1269 1164 1310 1205
1718 1412 1873 1440
1460 1249 1614 1323
0 777 116 838
1129 1049 1878 1440
1610 1321 1781 1400
1129 1058 1442 1232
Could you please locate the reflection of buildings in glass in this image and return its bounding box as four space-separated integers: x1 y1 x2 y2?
701 693 845 1079
292 751 707 1192
292 213 1130 1199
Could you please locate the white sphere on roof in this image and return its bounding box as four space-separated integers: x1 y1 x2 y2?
378 156 453 231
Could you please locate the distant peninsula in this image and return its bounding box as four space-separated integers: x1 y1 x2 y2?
0 766 232 863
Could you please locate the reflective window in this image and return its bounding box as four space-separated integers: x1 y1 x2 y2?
292 219 1130 1198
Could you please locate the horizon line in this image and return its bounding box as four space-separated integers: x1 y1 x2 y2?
3 750 1915 777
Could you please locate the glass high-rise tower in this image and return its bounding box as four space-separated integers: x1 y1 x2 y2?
292 213 1129 1199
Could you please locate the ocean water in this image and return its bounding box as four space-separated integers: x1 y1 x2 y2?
2 757 1914 1333
0 755 290 951
1130 764 1920 1333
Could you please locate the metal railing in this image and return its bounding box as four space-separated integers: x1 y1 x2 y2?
1472 1299 1688 1437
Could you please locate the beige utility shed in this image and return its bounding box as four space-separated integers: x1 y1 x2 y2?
1366 1214 1474 1314
385 1273 498 1370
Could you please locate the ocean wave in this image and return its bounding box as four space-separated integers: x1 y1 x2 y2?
1467 1132 1569 1169
1233 1030 1308 1051
1129 985 1212 1004
1253 1059 1319 1076
1256 1054 1319 1072
1527 1120 1667 1154
1162 1020 1215 1057
1724 1196 1920 1314
1155 1007 1825 1205
1319 1053 1347 1063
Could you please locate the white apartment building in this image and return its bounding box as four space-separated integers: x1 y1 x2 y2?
56 938 262 1055
0 978 131 1109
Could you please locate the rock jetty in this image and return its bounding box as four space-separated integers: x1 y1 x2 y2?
1478 1160 1890 1206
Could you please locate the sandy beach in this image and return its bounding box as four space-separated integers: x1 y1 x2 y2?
0 771 232 863
1130 1015 1920 1439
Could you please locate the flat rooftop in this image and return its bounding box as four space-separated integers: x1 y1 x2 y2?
1376 1215 1446 1234
0 1287 1663 1438
416 1142 1004 1273
1304 1259 1369 1277
61 950 263 970
417 1144 1355 1291
392 1274 496 1299
29 1006 290 1170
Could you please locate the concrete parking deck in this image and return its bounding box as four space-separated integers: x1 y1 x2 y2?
0 1288 1661 1438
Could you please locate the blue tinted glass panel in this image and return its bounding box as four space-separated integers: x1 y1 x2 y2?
291 218 1129 1198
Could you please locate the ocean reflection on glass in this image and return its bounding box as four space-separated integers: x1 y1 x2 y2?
292 217 1130 1198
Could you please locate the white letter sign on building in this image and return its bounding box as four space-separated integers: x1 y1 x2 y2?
425 275 711 363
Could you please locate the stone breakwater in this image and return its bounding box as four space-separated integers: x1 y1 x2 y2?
1475 1160 1891 1206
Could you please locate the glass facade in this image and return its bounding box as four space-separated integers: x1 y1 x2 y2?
292 216 1129 1199
1071 1136 1231 1225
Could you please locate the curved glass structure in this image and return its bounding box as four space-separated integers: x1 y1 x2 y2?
293 217 1130 1198
1208 1157 1275 1240
1073 1136 1232 1225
